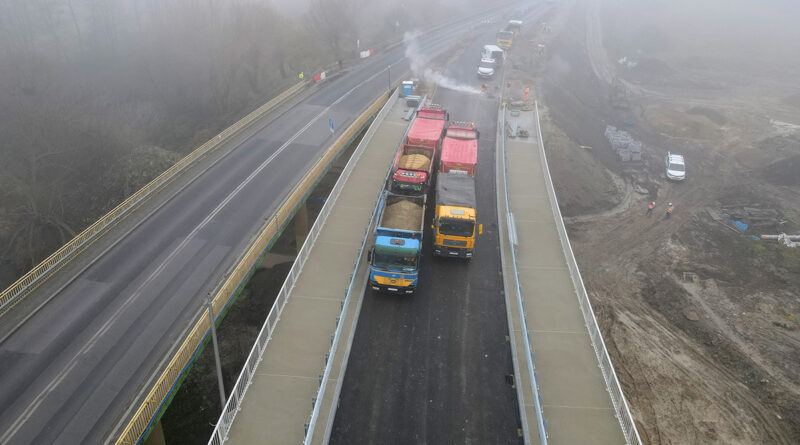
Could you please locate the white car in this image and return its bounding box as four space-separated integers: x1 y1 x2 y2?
665 152 686 181
477 58 496 78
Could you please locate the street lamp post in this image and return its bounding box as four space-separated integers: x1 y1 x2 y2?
206 294 226 410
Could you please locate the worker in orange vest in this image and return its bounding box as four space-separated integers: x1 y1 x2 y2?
524 87 530 100
646 201 655 217
666 202 674 218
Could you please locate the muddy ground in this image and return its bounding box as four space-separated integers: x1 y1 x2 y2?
506 0 800 443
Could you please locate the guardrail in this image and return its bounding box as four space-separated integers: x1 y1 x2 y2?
498 104 549 445
203 89 394 445
116 87 389 445
302 89 406 445
533 102 642 445
0 81 307 319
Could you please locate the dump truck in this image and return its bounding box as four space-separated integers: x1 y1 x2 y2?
369 191 426 294
496 27 514 50
432 172 481 259
390 105 448 195
440 122 478 177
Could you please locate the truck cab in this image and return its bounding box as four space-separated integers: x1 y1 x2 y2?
434 206 478 258
370 236 420 294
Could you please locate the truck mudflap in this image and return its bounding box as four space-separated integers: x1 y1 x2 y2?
433 245 473 259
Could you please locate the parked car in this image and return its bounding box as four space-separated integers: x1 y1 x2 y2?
477 58 496 78
665 152 686 181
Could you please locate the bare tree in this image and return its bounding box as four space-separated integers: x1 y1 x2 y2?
307 0 357 60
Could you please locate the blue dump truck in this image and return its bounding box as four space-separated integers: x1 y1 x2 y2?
368 191 426 294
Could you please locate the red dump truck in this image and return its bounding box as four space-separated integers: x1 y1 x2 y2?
390 105 448 195
440 122 479 177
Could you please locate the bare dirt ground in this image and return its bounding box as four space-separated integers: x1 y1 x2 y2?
505 0 800 443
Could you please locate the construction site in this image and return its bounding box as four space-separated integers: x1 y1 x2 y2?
503 0 800 443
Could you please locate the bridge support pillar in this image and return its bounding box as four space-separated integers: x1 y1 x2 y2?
294 201 309 252
143 420 166 445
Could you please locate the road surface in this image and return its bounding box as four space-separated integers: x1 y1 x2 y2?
329 26 524 445
0 16 509 445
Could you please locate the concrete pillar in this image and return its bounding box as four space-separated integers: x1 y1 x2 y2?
143 420 166 445
294 202 309 252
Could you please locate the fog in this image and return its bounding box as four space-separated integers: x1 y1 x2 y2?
404 31 482 94
601 0 800 82
2 0 799 287
0 0 489 286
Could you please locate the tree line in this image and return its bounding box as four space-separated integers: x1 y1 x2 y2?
0 0 490 287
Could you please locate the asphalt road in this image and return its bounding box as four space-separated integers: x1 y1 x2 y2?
329 26 524 445
0 14 515 445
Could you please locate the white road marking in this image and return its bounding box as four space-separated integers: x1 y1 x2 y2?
0 62 395 445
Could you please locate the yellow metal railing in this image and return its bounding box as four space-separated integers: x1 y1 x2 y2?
116 90 391 445
0 81 307 318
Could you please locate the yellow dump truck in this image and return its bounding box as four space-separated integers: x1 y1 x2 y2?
496 27 514 50
432 172 481 259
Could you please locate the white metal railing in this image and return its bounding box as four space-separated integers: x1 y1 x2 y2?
498 105 549 445
207 90 398 445
533 102 642 444
302 89 414 445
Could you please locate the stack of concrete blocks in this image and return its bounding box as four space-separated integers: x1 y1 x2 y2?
605 125 642 162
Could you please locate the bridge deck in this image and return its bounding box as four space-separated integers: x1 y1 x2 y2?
498 108 626 444
225 96 409 445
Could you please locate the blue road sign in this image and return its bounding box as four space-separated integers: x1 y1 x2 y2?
329 118 334 133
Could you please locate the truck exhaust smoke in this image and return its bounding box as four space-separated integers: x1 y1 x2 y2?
404 32 482 94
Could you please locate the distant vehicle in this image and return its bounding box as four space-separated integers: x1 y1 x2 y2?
477 58 496 78
507 19 523 36
496 28 514 50
665 152 686 181
481 44 505 65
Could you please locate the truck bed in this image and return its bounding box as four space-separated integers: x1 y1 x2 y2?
382 199 424 231
397 153 432 171
436 172 476 208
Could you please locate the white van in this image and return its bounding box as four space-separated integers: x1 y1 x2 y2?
481 45 505 65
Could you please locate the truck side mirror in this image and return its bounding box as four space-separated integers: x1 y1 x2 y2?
479 224 483 235
367 249 372 262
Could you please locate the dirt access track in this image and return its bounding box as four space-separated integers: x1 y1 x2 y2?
503 0 800 443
